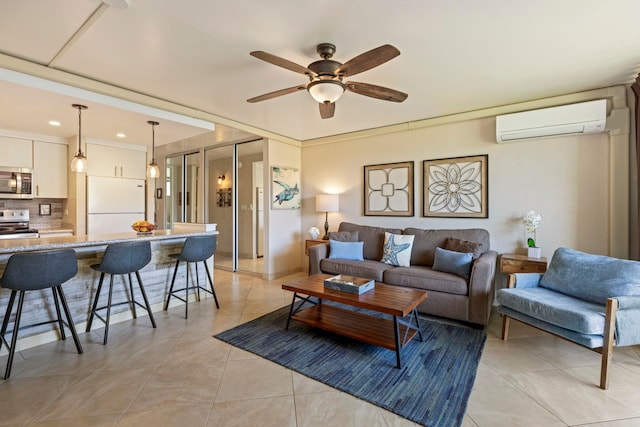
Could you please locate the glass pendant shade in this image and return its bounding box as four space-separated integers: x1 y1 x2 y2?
146 162 160 178
70 153 87 173
71 104 88 172
146 120 160 178
307 80 345 104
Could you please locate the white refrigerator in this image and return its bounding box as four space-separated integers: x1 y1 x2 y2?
87 176 145 235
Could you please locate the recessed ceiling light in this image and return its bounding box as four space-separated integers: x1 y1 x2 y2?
49 120 61 126
116 133 126 138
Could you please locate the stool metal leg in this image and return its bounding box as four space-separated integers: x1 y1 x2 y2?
203 261 220 309
164 260 180 310
194 263 201 302
86 273 105 332
135 271 156 328
127 273 138 319
1 290 17 338
184 263 189 319
51 287 66 340
4 291 25 380
103 275 115 345
55 286 83 354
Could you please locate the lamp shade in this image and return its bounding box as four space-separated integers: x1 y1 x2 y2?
307 80 345 104
316 194 339 213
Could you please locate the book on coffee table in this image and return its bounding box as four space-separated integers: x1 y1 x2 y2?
323 275 374 294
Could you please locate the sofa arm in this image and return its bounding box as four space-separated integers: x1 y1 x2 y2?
614 296 640 346
467 250 498 325
308 242 329 275
506 273 543 289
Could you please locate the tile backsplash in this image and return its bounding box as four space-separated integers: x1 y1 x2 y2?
0 198 68 230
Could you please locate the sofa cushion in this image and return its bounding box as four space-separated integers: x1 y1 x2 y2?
328 240 364 261
497 287 606 335
540 248 640 305
320 258 394 282
380 232 414 267
404 228 490 266
432 247 473 279
444 237 484 259
383 265 469 295
328 231 359 242
338 222 402 261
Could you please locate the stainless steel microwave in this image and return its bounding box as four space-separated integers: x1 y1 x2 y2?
0 168 33 199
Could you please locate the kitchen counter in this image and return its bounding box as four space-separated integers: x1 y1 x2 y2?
0 227 219 350
0 228 217 254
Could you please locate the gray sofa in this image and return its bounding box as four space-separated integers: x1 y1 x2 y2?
308 222 497 326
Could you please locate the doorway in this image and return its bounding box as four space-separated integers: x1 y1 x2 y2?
206 140 264 275
165 152 200 228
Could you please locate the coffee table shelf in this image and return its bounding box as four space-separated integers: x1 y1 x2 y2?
283 274 427 368
291 304 418 350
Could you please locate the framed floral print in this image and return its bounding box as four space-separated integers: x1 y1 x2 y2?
364 161 414 216
423 155 488 218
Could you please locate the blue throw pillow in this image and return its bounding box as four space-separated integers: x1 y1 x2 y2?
432 247 473 279
329 240 364 261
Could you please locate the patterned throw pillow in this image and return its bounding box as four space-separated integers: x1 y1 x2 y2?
380 232 415 267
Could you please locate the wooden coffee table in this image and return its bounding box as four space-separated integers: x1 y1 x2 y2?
282 274 427 368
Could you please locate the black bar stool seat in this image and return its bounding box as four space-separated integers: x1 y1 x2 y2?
86 241 156 344
164 235 219 318
0 249 83 380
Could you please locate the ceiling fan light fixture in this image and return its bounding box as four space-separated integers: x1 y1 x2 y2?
307 80 345 104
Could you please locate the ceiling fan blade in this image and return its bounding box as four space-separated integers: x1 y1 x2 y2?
335 44 400 77
247 85 307 103
250 51 316 76
345 81 408 102
319 102 335 119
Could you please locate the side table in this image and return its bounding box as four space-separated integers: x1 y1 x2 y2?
499 253 548 274
305 239 327 256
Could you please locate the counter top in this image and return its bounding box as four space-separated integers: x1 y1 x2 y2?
38 228 74 235
0 229 218 254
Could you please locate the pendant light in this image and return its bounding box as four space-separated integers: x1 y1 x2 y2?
146 120 160 178
70 104 88 172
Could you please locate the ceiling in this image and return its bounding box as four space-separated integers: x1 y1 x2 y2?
1 0 640 146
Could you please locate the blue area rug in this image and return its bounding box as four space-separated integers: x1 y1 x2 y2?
214 304 486 427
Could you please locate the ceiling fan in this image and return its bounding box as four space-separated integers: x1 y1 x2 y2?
247 43 408 119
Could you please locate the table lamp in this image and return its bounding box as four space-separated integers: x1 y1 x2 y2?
315 194 339 240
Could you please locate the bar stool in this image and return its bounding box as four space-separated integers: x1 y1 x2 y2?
164 235 219 319
0 249 83 380
86 241 156 345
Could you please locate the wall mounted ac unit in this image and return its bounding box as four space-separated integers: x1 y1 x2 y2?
495 99 607 143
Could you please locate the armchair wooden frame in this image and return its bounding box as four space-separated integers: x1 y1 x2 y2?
500 274 618 390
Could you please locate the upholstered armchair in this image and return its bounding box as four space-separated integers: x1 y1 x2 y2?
497 247 640 389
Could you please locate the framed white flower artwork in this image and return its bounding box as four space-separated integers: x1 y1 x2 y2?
364 161 414 216
423 155 488 218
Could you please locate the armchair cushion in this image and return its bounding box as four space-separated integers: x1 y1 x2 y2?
497 287 605 335
540 248 640 305
615 296 640 346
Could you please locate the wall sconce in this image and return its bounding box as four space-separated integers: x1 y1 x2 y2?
217 174 225 184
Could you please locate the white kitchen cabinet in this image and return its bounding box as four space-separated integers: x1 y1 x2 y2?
33 141 68 198
0 136 32 168
86 143 146 179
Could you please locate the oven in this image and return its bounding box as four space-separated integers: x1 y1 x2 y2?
0 209 39 239
0 168 33 199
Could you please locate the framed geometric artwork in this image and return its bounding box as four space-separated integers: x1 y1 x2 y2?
423 154 488 218
272 166 301 210
363 161 414 216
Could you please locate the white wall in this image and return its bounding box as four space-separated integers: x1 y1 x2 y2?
266 138 302 279
301 115 614 262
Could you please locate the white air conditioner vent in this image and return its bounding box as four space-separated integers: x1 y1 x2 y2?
496 99 607 143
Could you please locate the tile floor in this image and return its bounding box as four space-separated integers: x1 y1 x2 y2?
0 269 639 427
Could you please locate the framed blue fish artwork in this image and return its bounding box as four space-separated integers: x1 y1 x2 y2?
272 166 301 210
